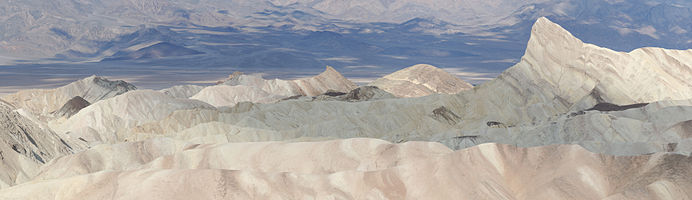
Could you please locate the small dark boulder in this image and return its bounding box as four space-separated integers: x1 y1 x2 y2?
568 111 586 118
666 143 678 152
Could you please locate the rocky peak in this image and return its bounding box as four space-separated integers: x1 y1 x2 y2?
312 66 356 87
525 17 584 57
89 76 137 92
317 66 340 77
295 66 358 96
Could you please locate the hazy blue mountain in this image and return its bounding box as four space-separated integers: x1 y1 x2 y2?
1 0 692 93
103 42 203 61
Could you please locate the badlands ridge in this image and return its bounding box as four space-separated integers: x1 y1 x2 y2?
0 17 691 199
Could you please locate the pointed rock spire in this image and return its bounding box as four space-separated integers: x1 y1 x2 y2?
315 66 345 80
525 17 584 56
298 66 358 96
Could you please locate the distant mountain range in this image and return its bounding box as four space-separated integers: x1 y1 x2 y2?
1 0 692 90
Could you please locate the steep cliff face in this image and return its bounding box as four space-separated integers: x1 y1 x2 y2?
0 101 73 188
369 64 474 97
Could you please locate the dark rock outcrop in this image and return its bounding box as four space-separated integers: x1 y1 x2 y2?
53 96 90 118
432 106 461 125
341 86 394 101
314 86 395 102
486 121 506 128
587 102 649 112
323 90 347 97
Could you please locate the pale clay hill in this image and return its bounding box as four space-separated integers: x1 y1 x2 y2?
185 66 358 107
0 139 690 199
159 85 205 99
0 17 692 199
369 64 474 97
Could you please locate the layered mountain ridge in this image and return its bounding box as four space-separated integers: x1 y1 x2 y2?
1 76 136 117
